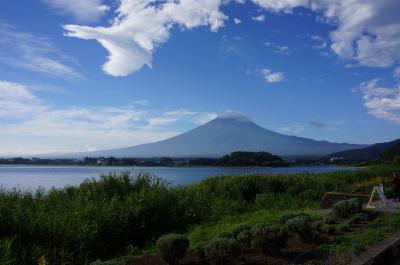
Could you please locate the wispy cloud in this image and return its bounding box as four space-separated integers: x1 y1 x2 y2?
308 34 328 50
0 24 82 79
0 80 217 156
233 18 242 24
41 0 109 22
147 110 217 128
261 68 285 83
251 14 266 22
309 121 326 128
394 67 400 80
265 41 290 55
251 0 400 68
279 125 305 135
360 78 400 124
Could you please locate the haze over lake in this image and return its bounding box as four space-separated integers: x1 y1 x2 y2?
0 165 355 191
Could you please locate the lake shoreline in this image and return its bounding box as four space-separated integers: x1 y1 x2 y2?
0 165 359 192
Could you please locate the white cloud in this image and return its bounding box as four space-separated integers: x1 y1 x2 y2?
41 0 109 22
234 18 242 24
0 80 217 156
279 125 305 135
264 41 290 55
308 34 328 50
251 0 308 12
360 79 400 124
251 14 266 22
394 67 400 80
147 110 217 127
217 111 252 122
261 68 285 83
0 24 81 79
64 0 227 77
61 0 400 77
250 0 400 67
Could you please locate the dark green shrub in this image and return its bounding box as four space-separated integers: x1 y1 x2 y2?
337 221 350 233
332 198 362 217
279 212 309 224
349 213 365 224
366 210 379 221
322 213 337 225
217 231 231 238
228 224 252 239
286 215 314 239
385 186 394 198
236 230 253 249
197 238 239 265
156 234 189 265
320 224 335 234
251 224 287 253
90 260 123 265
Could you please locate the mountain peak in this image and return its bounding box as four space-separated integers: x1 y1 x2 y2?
215 111 253 122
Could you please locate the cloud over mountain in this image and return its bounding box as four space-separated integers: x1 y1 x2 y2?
0 80 216 156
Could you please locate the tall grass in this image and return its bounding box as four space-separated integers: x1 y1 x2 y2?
0 165 398 264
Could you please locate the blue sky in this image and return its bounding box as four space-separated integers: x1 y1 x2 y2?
0 0 399 155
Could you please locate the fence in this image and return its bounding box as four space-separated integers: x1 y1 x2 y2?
288 211 400 265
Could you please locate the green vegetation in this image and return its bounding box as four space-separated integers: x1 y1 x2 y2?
0 165 399 264
332 198 362 217
215 151 288 167
156 234 189 265
285 214 316 239
251 224 288 253
0 151 288 167
197 238 239 265
381 141 400 163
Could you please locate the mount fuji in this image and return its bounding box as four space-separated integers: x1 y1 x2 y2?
78 112 365 158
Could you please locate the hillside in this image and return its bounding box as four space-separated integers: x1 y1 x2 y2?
326 139 400 163
381 141 400 162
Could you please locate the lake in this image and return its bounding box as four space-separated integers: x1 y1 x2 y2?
0 165 355 191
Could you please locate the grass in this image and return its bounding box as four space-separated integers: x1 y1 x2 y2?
0 164 399 264
332 212 400 255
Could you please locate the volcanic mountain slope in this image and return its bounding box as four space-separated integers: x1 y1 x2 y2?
83 113 365 158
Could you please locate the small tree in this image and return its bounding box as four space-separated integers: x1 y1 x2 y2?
156 234 189 265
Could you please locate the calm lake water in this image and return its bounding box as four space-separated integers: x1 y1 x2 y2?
0 165 354 191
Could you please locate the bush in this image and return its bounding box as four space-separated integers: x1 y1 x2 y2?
332 198 362 217
385 186 394 199
337 222 350 233
236 230 253 249
251 224 287 253
322 213 337 225
349 213 365 224
320 224 335 235
197 238 239 265
279 212 309 224
285 215 315 239
156 234 189 265
90 260 123 265
227 224 252 239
